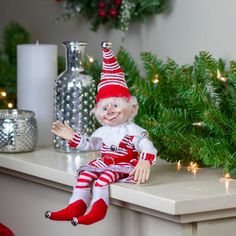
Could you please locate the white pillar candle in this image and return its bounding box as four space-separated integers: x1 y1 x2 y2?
17 43 58 147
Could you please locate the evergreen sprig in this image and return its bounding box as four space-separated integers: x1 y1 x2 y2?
55 0 168 32
78 48 236 174
0 22 30 109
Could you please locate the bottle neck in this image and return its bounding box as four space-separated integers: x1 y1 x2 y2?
63 42 86 72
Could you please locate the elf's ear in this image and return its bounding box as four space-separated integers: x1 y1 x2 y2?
90 107 96 116
130 96 139 117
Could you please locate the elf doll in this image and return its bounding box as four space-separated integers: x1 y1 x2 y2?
45 41 157 226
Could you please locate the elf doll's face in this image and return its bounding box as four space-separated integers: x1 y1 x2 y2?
93 97 138 126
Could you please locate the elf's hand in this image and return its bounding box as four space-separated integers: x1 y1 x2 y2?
129 159 151 184
51 121 74 141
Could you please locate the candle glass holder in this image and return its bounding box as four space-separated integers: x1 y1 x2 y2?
0 109 38 152
54 41 96 152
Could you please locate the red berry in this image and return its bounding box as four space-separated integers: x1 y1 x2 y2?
109 8 118 17
99 9 107 17
98 1 106 8
115 0 122 5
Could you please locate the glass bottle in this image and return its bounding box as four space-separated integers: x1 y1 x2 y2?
53 41 96 152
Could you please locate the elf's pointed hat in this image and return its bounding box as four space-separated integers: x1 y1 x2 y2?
96 41 131 103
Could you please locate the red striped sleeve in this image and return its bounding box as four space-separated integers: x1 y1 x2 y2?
140 152 156 165
68 132 81 148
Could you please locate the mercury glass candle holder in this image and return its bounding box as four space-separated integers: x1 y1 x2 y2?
0 109 38 152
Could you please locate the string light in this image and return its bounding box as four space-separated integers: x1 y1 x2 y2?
176 160 199 175
153 74 159 84
192 121 206 127
219 173 233 194
1 91 7 97
176 160 181 171
88 56 94 63
8 103 13 108
217 69 227 82
187 161 199 175
192 122 202 127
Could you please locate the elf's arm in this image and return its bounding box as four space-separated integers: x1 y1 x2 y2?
129 133 157 184
52 121 102 151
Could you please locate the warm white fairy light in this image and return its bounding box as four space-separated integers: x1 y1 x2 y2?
187 161 199 175
88 56 94 63
8 103 13 108
192 122 202 127
176 160 181 171
153 74 159 84
1 91 7 97
219 173 232 194
224 173 231 179
217 69 227 82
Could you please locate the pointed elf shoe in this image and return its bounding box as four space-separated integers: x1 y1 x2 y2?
71 186 109 225
45 187 90 221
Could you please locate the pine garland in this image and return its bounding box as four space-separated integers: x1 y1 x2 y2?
85 49 236 175
55 0 168 32
0 22 30 109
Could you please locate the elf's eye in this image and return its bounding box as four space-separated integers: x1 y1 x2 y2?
114 104 118 108
103 107 107 111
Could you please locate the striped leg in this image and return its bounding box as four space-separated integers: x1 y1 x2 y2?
75 171 100 189
72 171 124 225
45 171 99 221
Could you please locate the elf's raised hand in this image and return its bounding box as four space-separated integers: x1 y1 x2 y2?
129 159 151 184
51 121 74 140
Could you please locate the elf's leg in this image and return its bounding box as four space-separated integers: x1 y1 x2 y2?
45 171 99 221
72 171 124 225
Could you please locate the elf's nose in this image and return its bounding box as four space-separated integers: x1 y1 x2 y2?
106 104 114 115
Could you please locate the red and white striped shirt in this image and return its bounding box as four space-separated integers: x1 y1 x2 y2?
68 122 157 170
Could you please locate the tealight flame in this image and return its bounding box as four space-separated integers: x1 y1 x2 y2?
8 103 13 108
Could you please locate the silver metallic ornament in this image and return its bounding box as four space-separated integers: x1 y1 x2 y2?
54 41 96 152
0 109 38 152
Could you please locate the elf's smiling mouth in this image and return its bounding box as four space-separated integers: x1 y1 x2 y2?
105 113 120 121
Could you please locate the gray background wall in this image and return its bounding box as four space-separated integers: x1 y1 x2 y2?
0 0 236 65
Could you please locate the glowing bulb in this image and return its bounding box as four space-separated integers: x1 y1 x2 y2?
153 74 159 84
1 91 6 97
187 161 199 175
219 173 232 194
224 173 231 179
192 122 202 127
88 56 94 63
217 69 227 82
176 160 181 171
8 103 13 108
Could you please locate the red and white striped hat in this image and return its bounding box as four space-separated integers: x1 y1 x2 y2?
96 41 131 103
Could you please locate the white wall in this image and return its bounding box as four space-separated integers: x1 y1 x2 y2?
1 0 236 65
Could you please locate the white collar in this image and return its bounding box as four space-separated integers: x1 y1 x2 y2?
101 123 129 147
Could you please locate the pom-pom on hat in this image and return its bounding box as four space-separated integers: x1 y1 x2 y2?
96 41 131 103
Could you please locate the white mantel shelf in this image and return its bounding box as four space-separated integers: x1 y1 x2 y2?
1 147 236 236
1 147 236 220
